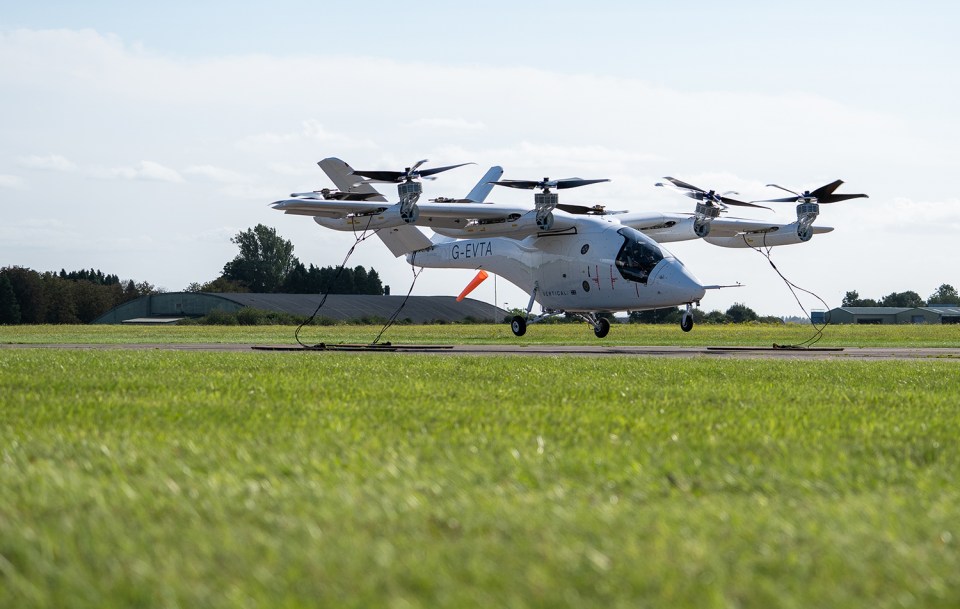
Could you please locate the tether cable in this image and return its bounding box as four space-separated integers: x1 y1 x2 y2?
370 251 424 345
294 216 379 348
741 232 829 348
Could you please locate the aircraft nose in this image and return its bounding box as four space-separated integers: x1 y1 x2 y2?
655 259 706 304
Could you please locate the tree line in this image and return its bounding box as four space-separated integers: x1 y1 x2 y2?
0 267 154 325
1 224 386 325
842 284 958 308
184 224 385 296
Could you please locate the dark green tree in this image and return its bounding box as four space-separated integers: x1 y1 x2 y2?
842 290 880 307
725 302 758 323
1 267 47 323
42 276 78 324
0 275 21 324
222 224 299 293
366 268 384 295
879 291 924 308
927 284 959 305
629 307 682 324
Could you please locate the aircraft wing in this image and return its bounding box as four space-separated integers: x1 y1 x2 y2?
270 198 390 218
618 211 832 247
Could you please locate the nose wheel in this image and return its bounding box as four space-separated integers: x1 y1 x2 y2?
680 304 694 332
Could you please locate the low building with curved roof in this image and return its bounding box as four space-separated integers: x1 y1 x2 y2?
92 292 505 324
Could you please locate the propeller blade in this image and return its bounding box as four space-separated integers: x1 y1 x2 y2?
351 170 404 182
753 196 803 203
809 179 844 199
489 179 544 190
555 178 610 189
410 159 429 172
818 192 868 203
456 270 489 302
556 203 625 215
661 176 706 193
417 162 475 177
719 195 772 211
766 183 801 196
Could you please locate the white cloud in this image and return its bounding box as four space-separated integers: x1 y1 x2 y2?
408 118 487 131
0 174 25 189
89 160 184 183
237 119 377 151
17 154 77 172
185 164 252 183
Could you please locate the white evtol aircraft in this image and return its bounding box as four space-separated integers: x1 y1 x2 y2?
271 158 866 337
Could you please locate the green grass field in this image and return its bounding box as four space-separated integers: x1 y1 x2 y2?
3 321 960 347
2 326 960 608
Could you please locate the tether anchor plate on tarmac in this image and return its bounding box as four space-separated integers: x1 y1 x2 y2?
252 343 455 353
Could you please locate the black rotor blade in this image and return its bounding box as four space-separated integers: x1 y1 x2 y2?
766 183 801 197
554 178 610 189
809 179 844 199
488 179 543 190
417 162 475 177
719 195 772 211
350 170 404 182
662 176 705 193
818 192 868 203
753 196 803 203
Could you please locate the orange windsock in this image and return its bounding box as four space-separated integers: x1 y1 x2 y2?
456 270 489 302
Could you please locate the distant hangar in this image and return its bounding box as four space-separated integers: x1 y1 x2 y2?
92 292 507 324
817 306 960 325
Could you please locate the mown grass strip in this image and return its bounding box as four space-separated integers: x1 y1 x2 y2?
2 350 959 608
3 322 960 347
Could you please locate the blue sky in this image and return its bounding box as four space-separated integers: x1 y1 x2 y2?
2 1 959 315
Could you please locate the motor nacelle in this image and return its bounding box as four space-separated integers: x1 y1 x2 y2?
693 202 721 238
312 204 414 232
795 202 819 242
432 210 553 238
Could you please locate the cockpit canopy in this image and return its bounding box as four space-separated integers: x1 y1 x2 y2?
615 227 664 284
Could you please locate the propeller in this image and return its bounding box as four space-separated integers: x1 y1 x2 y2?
756 179 868 204
656 177 771 211
350 160 474 184
555 203 624 215
490 177 610 192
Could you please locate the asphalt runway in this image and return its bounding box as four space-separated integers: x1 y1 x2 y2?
4 343 960 360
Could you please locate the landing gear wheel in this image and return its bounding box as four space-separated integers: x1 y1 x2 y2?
511 315 527 337
680 313 694 332
593 317 610 338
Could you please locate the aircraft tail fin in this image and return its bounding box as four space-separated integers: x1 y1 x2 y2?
465 166 503 202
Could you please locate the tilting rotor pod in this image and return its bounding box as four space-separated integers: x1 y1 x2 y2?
755 179 868 241
656 177 772 238
490 177 611 231
350 159 474 222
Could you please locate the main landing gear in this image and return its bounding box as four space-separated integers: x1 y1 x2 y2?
511 315 527 337
509 310 610 339
507 282 610 339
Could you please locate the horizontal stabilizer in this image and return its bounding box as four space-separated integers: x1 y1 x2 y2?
377 225 433 257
